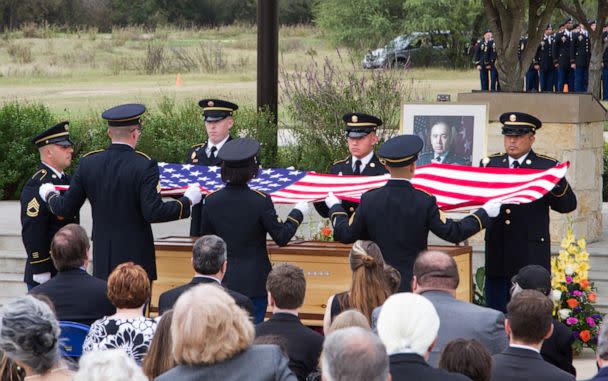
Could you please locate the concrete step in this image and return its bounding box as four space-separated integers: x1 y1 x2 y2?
0 273 26 303
0 235 24 251
0 250 26 274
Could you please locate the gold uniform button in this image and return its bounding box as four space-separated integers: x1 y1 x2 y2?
541 237 545 242
505 220 511 225
349 207 355 212
505 209 511 214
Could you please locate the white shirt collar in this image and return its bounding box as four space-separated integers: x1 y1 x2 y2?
352 150 375 172
510 344 540 353
508 151 530 168
194 274 221 283
206 135 230 156
42 162 63 179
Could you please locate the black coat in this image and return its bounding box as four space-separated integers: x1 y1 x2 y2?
491 346 575 381
603 32 608 66
255 313 324 381
185 137 232 236
553 32 572 67
481 150 576 278
329 179 488 291
200 184 303 297
570 32 591 67
29 268 115 326
314 153 387 218
536 35 555 71
47 144 192 280
20 163 79 284
389 353 471 381
474 39 497 66
541 318 576 376
158 276 253 316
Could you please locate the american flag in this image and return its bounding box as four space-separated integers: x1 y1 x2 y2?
157 162 569 211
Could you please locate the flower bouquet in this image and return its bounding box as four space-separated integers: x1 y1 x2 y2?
551 226 603 354
313 220 334 242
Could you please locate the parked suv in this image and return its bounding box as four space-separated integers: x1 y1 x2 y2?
363 32 451 69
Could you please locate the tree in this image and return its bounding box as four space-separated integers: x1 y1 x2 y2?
483 0 558 91
557 0 608 99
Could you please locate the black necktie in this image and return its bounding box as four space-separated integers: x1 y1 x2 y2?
512 161 520 168
354 160 362 175
435 156 441 163
209 146 217 158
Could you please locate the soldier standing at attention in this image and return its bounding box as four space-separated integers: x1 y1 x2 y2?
554 18 574 91
314 113 387 219
536 24 556 92
21 122 79 290
39 104 203 281
571 21 593 92
474 29 498 91
185 99 237 237
481 112 577 313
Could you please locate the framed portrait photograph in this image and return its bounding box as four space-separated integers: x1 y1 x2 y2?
400 103 488 167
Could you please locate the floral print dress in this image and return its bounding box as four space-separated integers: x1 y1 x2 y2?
82 316 158 364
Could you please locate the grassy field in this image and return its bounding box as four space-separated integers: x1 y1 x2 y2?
0 24 480 118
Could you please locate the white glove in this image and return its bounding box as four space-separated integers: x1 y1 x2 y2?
184 184 203 206
32 272 51 284
325 192 341 208
482 199 502 218
39 183 58 201
294 201 309 214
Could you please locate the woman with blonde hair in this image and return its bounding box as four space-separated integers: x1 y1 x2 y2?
322 240 390 334
327 309 371 334
156 284 296 381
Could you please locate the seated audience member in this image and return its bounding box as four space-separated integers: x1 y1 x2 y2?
83 262 157 364
491 290 575 381
328 309 371 334
30 224 115 325
253 335 290 358
142 310 175 381
0 295 73 381
321 326 390 381
158 234 253 316
510 264 576 376
439 339 492 381
323 240 390 333
0 350 24 381
589 322 608 380
73 349 147 381
156 284 296 381
384 264 401 295
256 264 323 381
377 293 471 381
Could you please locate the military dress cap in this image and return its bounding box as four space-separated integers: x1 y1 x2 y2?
198 99 239 122
499 112 542 136
343 113 382 138
378 134 423 167
218 137 259 168
102 103 146 127
511 264 552 296
32 121 73 148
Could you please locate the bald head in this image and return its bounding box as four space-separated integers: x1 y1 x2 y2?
412 250 459 291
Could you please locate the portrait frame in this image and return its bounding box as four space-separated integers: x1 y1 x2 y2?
400 103 489 167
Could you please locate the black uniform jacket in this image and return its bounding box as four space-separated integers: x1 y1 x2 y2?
553 32 572 67
47 144 191 280
185 137 232 236
482 150 576 278
20 163 79 283
30 268 115 326
314 153 387 218
570 32 591 67
158 276 253 316
255 313 324 381
474 39 497 66
329 179 488 291
200 184 303 297
536 35 555 71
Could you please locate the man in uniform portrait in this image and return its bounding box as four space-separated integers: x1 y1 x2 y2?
481 112 577 313
39 103 203 281
186 99 237 236
21 122 79 290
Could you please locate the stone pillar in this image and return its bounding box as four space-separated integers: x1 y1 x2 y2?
458 92 606 243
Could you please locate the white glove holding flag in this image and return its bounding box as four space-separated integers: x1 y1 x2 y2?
184 184 203 206
482 199 502 218
325 192 341 208
294 201 309 214
39 183 58 201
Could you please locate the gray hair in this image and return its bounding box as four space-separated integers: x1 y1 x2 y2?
73 349 147 381
598 323 608 360
192 235 227 275
321 327 389 381
0 296 60 374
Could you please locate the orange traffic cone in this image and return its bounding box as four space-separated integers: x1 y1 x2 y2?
175 73 183 87
563 83 569 92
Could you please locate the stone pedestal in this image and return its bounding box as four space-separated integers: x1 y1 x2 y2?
458 92 606 242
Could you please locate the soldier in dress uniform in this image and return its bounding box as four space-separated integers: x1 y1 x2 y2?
474 29 498 91
185 99 237 236
313 112 387 219
480 112 577 313
571 21 592 92
199 138 308 323
554 18 574 91
39 104 203 281
520 35 539 92
536 24 555 92
21 122 79 290
325 135 501 292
